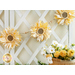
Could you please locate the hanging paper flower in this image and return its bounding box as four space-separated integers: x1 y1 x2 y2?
30 21 51 42
55 10 75 25
0 27 21 49
3 53 12 63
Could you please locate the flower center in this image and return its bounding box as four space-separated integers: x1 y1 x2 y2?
49 59 51 61
5 56 10 61
70 51 73 53
8 35 13 41
62 12 67 18
44 49 46 52
38 28 44 34
51 50 53 51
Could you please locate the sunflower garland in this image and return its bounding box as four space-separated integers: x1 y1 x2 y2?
55 10 75 25
30 21 51 42
0 27 21 49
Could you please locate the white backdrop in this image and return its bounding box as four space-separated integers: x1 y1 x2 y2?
0 10 74 65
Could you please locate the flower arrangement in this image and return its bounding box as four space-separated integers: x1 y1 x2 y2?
30 21 51 42
0 27 21 49
55 10 75 25
41 40 75 64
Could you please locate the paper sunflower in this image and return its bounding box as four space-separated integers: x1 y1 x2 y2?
0 28 21 49
55 10 75 25
30 21 51 42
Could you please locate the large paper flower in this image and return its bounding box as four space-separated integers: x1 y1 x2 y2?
55 10 75 25
30 21 51 42
0 28 21 49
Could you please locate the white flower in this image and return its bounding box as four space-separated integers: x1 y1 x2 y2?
41 47 46 55
72 46 75 50
47 46 55 53
47 57 53 64
52 40 58 46
71 46 75 57
57 44 65 49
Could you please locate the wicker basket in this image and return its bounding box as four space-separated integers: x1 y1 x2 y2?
49 58 75 65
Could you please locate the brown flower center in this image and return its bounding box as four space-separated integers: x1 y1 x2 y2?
62 12 67 18
51 50 53 51
70 51 73 53
38 28 44 34
8 35 13 41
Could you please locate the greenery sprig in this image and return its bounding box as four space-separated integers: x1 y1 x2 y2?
0 64 3 65
15 63 29 65
71 44 75 46
38 61 48 65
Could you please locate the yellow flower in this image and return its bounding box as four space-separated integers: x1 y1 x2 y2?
0 27 21 49
55 10 75 25
30 21 51 42
54 51 60 57
46 54 52 58
60 50 66 57
67 49 74 57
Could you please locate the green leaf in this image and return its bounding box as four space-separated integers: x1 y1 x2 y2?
38 61 48 65
58 56 64 60
25 64 30 65
15 63 21 65
71 44 75 46
71 56 74 60
62 48 65 50
46 51 48 54
57 47 59 50
0 64 3 65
